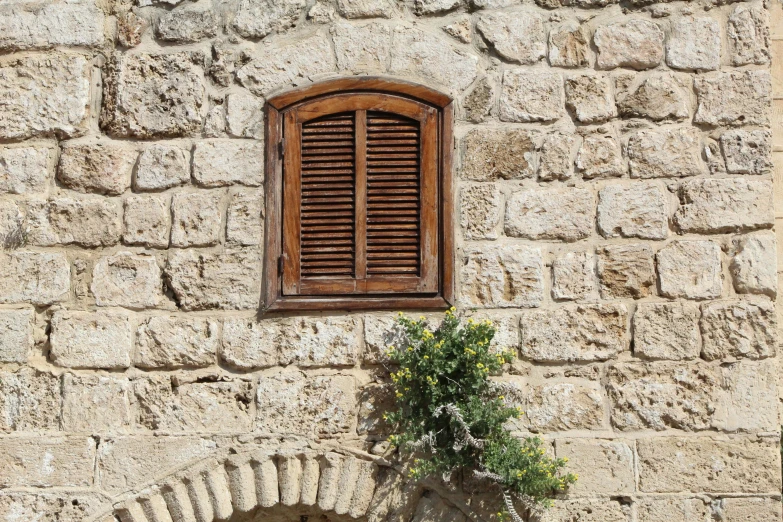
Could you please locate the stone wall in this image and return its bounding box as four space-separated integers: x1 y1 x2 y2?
0 0 781 519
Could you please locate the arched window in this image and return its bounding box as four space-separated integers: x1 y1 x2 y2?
263 78 454 311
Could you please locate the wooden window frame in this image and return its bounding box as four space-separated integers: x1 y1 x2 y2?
263 77 455 312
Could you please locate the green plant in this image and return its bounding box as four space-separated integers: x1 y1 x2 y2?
384 310 577 520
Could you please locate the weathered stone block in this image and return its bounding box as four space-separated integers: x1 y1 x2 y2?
117 11 148 47
256 370 356 436
27 197 122 247
694 70 770 126
0 251 70 305
637 437 780 493
548 21 590 68
503 379 605 432
505 188 593 242
57 143 136 196
0 491 109 522
597 244 655 299
278 317 361 367
700 299 776 361
534 499 630 522
337 0 394 18
565 74 615 124
594 19 664 69
227 188 264 246
499 70 564 122
415 0 460 14
62 374 132 432
171 191 223 247
616 73 689 121
627 127 703 178
0 308 33 363
102 52 206 138
552 251 597 301
519 304 628 362
123 195 171 248
713 497 782 522
333 21 392 74
460 184 502 240
460 129 535 180
720 130 772 174
220 318 278 370
135 316 219 369
226 93 265 139
715 359 778 432
0 0 105 50
165 249 262 310
461 77 493 123
730 232 776 298
635 498 709 522
555 439 634 495
575 135 624 179
597 183 667 239
476 10 545 64
0 436 96 488
674 178 773 234
358 384 394 435
134 144 190 191
192 140 264 187
233 0 307 39
50 310 133 369
0 54 91 140
156 10 218 42
92 252 163 308
633 302 700 360
728 3 770 66
657 240 722 299
666 17 720 71
363 313 403 364
0 200 23 246
0 145 54 194
459 245 543 308
0 367 61 431
538 133 577 181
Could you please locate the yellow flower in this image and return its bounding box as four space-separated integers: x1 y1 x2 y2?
476 363 484 369
423 355 429 360
563 457 568 462
407 347 413 352
395 392 403 398
498 395 505 400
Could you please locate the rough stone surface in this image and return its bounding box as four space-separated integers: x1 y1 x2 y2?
666 17 720 71
657 240 722 299
117 11 147 47
597 244 655 299
597 183 667 239
594 19 664 70
565 75 616 124
0 251 70 305
50 310 133 369
730 231 777 297
728 3 770 66
0 308 33 364
538 133 577 181
460 245 543 308
336 0 394 18
220 318 278 370
694 70 771 126
552 251 597 301
227 188 264 246
0 491 109 522
713 497 783 522
633 302 701 360
134 144 190 191
616 73 689 121
503 380 605 432
476 10 546 64
674 178 773 234
27 197 122 248
0 437 97 488
627 127 703 178
92 252 163 308
575 135 624 179
123 195 171 248
363 313 405 364
534 499 629 522
233 0 307 38
193 140 264 187
460 129 535 180
500 70 564 122
226 93 265 139
0 368 61 431
700 299 776 361
62 374 132 432
135 316 219 369
519 304 628 362
460 183 502 240
462 77 493 123
0 0 105 51
156 10 218 42
0 146 53 194
171 191 223 247
555 439 634 495
720 130 772 174
504 188 593 242
278 317 361 366
635 498 710 522
549 21 590 67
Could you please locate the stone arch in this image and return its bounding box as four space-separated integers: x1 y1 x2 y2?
89 447 474 522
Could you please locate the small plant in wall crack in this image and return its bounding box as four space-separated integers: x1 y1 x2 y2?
383 309 577 520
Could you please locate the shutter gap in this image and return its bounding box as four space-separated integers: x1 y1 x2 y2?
355 109 368 281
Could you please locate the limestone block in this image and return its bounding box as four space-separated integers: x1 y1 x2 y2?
616 73 689 121
712 497 782 522
220 318 279 369
666 17 720 70
0 145 54 194
0 491 109 522
226 93 265 139
123 195 171 248
505 188 593 242
713 359 778 432
0 436 96 488
700 299 776 361
0 54 90 140
332 22 392 74
256 369 356 436
461 77 493 123
598 183 667 240
674 178 773 234
27 197 122 247
575 135 624 179
98 436 217 493
50 310 133 369
534 499 629 522
92 252 163 308
555 439 634 495
635 498 710 522
597 244 655 299
538 133 577 181
633 302 701 360
637 437 780 493
415 0 461 14
459 245 543 308
657 240 721 299
134 376 253 432
237 33 337 97
156 10 218 43
337 0 394 18
0 308 33 363
730 232 776 297
134 144 190 191
0 367 61 431
192 140 264 187
390 27 478 94
362 313 403 364
519 304 628 362
459 129 536 180
62 374 132 432
627 127 703 178
728 3 770 66
548 21 590 68
0 200 23 245
226 188 264 246
58 143 136 196
476 10 546 64
233 0 307 38
565 74 616 124
117 11 148 47
101 52 206 138
278 317 361 367
0 0 105 50
136 316 219 369
503 380 605 432
0 251 70 305
165 249 262 310
720 129 772 174
499 70 564 122
171 191 223 247
552 251 597 301
694 70 770 126
460 183 502 240
442 16 472 44
358 384 394 435
594 19 664 69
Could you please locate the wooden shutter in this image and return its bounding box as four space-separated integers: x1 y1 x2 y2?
281 94 438 297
